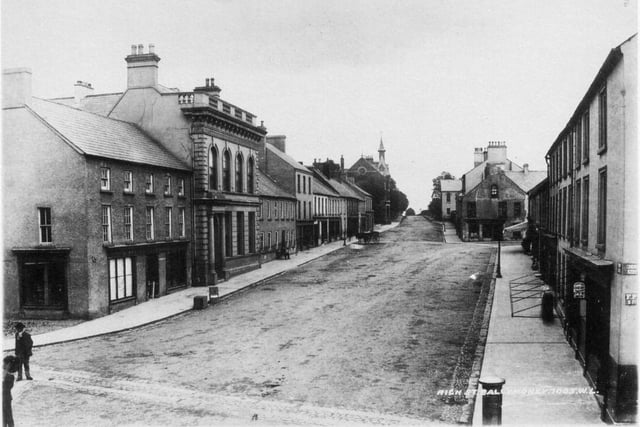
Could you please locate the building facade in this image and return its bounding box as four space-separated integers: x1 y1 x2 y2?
3 69 192 319
440 179 462 220
535 35 637 423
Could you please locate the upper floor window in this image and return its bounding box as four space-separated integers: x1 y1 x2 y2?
145 173 154 194
303 175 306 194
597 167 607 250
101 166 111 191
247 157 255 194
582 110 590 163
124 171 133 193
235 153 244 193
146 207 155 240
222 150 231 191
177 178 185 197
598 87 607 152
490 185 498 198
38 207 52 243
498 201 507 218
102 205 112 243
124 206 133 241
297 175 301 193
165 207 172 238
164 175 172 195
178 207 186 238
209 147 219 191
446 193 451 203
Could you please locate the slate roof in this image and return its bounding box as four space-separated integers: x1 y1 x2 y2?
312 175 340 196
441 179 462 192
504 170 547 193
28 98 190 170
329 178 364 200
265 144 310 172
50 93 124 116
256 170 296 199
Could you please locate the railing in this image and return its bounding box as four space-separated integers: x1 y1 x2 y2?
177 92 255 125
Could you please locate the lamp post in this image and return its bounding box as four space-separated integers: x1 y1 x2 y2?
496 229 503 279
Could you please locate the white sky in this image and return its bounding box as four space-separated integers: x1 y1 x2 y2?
1 0 637 210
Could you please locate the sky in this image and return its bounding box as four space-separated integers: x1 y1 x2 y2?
1 0 637 211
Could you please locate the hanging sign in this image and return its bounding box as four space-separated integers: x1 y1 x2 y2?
573 282 586 299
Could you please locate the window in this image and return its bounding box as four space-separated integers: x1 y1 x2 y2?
467 202 476 218
297 175 301 193
582 110 590 163
575 181 581 244
303 201 307 219
247 157 255 194
249 212 256 253
209 147 218 191
568 184 573 241
146 207 155 240
562 138 568 178
178 207 185 238
38 207 52 243
490 185 498 198
303 175 306 194
225 212 233 256
597 167 607 249
165 207 172 238
562 188 567 237
446 193 451 203
237 212 245 255
514 202 522 218
101 166 111 191
274 201 278 219
498 201 507 218
222 150 231 191
177 178 185 197
598 87 607 152
582 177 589 245
267 200 271 219
275 231 279 248
145 173 154 194
124 171 133 193
164 175 172 195
166 250 187 289
267 232 272 250
235 153 243 192
109 257 134 301
575 123 582 169
102 205 112 242
298 201 301 219
568 132 574 172
124 206 133 240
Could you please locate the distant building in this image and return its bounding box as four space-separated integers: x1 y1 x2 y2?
532 35 637 423
440 179 462 220
456 142 545 241
255 170 296 261
3 68 192 318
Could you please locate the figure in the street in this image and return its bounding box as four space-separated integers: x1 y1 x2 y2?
14 323 33 381
3 355 18 427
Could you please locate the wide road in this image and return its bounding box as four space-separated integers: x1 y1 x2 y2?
13 216 493 426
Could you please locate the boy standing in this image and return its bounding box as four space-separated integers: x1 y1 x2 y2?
14 323 33 381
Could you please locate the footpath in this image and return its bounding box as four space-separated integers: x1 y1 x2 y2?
3 223 399 351
471 244 603 425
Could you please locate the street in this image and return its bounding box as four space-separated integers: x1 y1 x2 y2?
12 217 493 425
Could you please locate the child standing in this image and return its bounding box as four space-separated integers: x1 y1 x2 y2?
14 323 33 381
3 355 17 427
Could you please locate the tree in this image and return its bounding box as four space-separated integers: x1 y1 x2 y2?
405 208 416 216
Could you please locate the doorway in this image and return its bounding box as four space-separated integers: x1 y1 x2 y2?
146 254 159 299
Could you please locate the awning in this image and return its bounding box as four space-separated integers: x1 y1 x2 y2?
504 221 528 232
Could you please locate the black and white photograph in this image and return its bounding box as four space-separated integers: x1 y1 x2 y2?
1 0 637 425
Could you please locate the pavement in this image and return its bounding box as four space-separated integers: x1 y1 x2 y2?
3 222 399 351
442 220 463 243
471 244 603 426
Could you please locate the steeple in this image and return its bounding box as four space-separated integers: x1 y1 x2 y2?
378 138 389 176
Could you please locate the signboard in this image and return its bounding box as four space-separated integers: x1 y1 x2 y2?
573 282 586 299
625 293 637 306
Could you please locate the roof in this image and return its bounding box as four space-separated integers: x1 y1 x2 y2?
265 143 310 172
50 93 124 116
346 181 372 198
328 178 363 200
312 175 340 196
504 170 547 193
256 170 296 199
27 98 190 170
441 179 462 192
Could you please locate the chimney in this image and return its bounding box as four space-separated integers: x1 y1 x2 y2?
523 163 529 174
2 68 32 108
486 141 507 163
74 80 94 106
193 76 221 98
473 147 484 167
266 135 286 153
125 43 161 89
340 155 344 171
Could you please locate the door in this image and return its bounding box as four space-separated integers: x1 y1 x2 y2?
214 214 225 277
21 261 66 309
146 254 159 298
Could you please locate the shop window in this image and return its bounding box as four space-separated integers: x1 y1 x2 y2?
109 257 135 301
166 250 187 289
21 259 66 308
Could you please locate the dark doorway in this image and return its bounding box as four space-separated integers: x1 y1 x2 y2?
21 260 66 309
146 254 159 299
214 214 225 277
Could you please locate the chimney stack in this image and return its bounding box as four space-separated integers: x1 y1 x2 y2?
486 141 507 163
523 163 529 174
266 135 286 153
340 155 344 171
2 68 32 108
193 76 221 98
74 80 94 106
473 147 484 167
125 43 161 89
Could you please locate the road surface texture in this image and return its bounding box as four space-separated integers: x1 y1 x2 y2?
11 216 493 426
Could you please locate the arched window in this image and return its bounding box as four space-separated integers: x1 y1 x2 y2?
208 147 218 191
235 153 244 192
222 149 231 191
247 157 255 194
490 184 499 198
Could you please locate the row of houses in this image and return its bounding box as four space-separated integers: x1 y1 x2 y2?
2 44 381 320
528 35 637 423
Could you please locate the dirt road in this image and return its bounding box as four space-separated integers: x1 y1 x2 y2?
12 216 493 426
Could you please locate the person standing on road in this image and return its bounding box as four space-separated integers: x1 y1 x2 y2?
3 355 17 427
14 323 33 381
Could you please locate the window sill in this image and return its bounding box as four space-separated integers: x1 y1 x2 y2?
597 146 607 156
145 193 156 197
178 194 186 199
109 296 136 305
123 191 135 196
164 194 173 198
100 190 113 194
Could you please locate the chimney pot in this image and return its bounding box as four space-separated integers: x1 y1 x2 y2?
206 78 210 87
148 43 155 53
138 44 144 54
131 45 137 55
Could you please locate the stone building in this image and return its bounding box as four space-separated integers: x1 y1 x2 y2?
3 68 192 318
440 179 462 220
62 44 266 284
255 170 296 261
456 142 545 241
532 35 637 423
308 168 342 244
259 136 315 249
